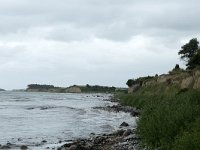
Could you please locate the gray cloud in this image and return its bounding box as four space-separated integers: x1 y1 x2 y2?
0 0 199 40
0 0 199 89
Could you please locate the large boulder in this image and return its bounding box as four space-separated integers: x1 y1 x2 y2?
120 122 129 127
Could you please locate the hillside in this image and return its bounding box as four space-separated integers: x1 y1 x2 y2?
116 68 200 150
127 69 200 95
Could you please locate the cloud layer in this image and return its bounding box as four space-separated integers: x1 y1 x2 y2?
0 0 200 89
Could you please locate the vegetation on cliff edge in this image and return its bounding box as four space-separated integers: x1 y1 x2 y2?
116 87 200 150
116 38 200 149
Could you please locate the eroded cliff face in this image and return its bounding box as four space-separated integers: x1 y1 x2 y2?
180 70 200 90
128 70 200 93
65 86 82 93
193 70 200 90
128 84 140 93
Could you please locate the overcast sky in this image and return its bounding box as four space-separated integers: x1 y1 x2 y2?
0 0 200 90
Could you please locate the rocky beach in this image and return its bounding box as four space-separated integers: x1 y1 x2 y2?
0 92 138 150
59 127 138 150
57 103 140 150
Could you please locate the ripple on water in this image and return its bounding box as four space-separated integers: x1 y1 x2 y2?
0 92 136 149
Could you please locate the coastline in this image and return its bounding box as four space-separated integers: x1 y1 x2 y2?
58 97 140 150
58 127 138 150
0 94 139 150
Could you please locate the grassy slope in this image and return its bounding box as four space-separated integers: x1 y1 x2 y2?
115 84 200 150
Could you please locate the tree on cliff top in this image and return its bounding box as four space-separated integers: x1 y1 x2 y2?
178 38 200 69
187 49 200 69
27 84 54 89
126 79 134 87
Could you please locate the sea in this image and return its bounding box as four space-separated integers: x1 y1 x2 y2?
0 91 136 149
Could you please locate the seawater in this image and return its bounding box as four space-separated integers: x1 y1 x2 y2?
0 91 136 149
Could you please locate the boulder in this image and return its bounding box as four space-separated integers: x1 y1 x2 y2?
123 129 132 137
41 140 47 143
0 145 11 149
120 122 129 127
115 129 125 136
68 145 77 150
20 145 28 150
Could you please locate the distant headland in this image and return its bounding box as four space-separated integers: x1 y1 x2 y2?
0 88 5 91
25 84 127 93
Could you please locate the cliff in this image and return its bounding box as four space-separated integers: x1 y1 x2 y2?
128 69 200 94
65 86 82 93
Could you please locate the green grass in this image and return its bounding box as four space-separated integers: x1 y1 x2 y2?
172 118 200 150
115 88 200 150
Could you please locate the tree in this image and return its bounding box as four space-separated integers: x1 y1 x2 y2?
178 38 199 61
187 49 200 69
27 84 54 89
126 79 134 87
178 38 199 69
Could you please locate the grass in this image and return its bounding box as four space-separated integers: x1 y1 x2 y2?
172 118 200 150
115 88 200 150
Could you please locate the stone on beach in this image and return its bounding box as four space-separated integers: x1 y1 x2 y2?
120 122 129 127
123 129 132 137
20 145 28 150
